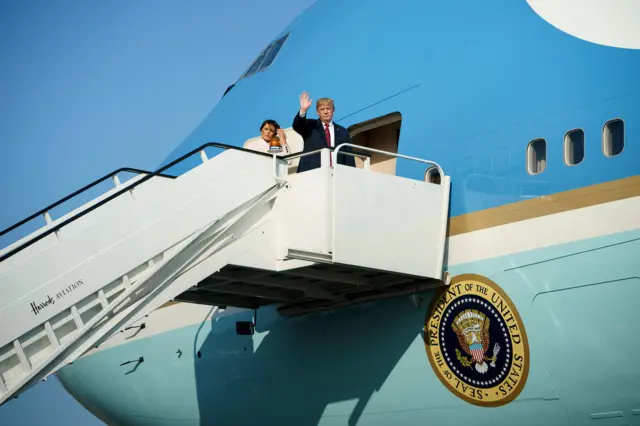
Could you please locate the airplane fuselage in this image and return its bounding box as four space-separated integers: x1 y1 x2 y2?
49 0 640 424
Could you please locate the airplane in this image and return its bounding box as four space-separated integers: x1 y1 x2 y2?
1 0 639 425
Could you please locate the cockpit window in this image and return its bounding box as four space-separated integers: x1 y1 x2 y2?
240 33 290 80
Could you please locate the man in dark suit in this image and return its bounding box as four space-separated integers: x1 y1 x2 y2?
292 92 356 173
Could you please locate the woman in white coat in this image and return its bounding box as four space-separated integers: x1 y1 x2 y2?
258 119 291 155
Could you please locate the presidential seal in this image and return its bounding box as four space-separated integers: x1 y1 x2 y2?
423 274 529 407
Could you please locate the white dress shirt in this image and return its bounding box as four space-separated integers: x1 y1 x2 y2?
300 111 336 165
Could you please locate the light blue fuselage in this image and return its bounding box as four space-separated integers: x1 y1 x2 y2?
56 0 640 424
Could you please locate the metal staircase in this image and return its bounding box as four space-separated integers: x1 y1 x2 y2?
0 142 451 406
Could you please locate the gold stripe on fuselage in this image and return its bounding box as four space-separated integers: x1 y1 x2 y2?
448 174 640 236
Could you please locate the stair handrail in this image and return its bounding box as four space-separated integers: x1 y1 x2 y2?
0 143 274 263
272 147 372 182
333 144 444 178
278 146 371 162
0 168 176 239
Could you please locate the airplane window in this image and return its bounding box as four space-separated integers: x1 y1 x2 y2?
260 35 288 70
240 33 290 80
564 129 585 166
527 138 546 175
242 46 274 78
603 118 624 157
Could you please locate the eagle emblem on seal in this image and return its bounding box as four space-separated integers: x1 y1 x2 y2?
452 309 500 374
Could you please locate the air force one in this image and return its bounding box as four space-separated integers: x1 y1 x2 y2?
1 0 639 424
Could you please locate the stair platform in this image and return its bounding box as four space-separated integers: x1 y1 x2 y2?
0 142 450 404
177 262 445 317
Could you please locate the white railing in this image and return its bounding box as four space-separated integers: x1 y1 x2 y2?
334 144 444 178
272 143 446 233
271 147 371 182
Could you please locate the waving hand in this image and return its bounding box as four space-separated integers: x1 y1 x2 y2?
299 92 312 114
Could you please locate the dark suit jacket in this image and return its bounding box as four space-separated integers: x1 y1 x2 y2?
292 112 356 173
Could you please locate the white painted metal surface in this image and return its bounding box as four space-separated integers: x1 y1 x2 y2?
0 149 282 404
332 164 449 278
332 145 449 277
0 145 450 404
278 167 333 259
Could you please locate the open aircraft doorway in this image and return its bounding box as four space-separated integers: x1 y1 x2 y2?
348 112 402 175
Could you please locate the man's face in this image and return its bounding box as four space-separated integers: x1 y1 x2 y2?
317 103 334 123
261 124 276 141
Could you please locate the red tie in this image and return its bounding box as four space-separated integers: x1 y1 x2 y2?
324 123 332 166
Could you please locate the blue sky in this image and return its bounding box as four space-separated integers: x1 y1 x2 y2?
0 0 316 424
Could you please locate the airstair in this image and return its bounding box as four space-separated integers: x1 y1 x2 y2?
0 142 451 406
